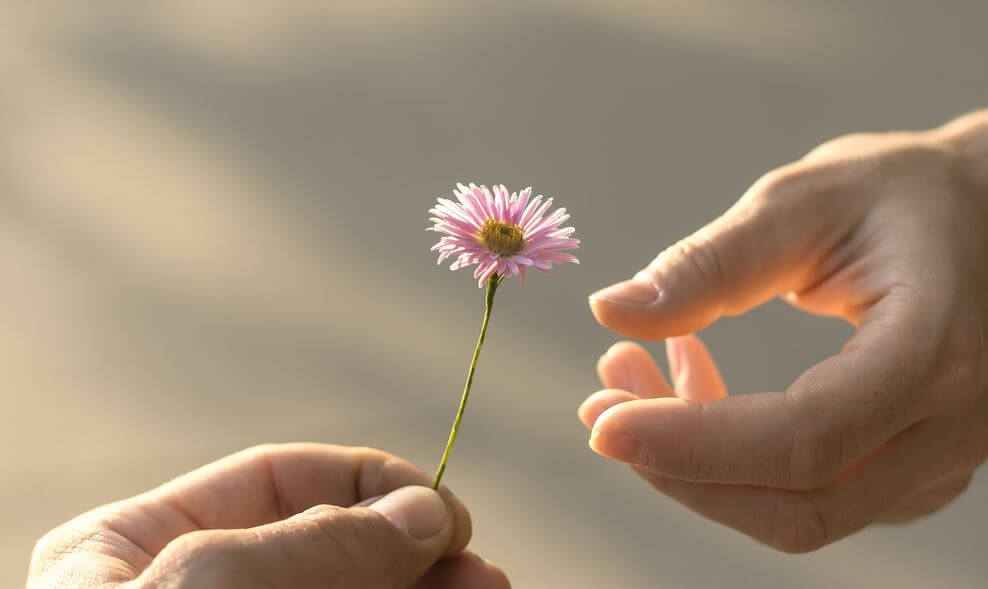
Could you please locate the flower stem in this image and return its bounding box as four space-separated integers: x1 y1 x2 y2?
432 274 502 490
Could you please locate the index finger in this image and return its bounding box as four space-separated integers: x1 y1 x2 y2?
588 164 861 340
115 443 471 557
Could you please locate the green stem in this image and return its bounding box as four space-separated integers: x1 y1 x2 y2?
432 274 502 490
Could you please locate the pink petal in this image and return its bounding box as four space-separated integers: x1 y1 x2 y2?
428 183 579 285
517 194 544 228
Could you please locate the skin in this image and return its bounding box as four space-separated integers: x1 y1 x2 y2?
28 443 510 588
582 109 988 553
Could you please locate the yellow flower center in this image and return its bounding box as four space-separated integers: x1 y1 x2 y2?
478 218 526 257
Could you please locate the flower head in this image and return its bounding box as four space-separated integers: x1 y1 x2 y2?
429 183 580 286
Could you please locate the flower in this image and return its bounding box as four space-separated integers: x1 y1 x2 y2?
425 183 582 489
428 183 580 286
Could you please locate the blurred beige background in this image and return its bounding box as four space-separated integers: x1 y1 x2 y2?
3 2 988 587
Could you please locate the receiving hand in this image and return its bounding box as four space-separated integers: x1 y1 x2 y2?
28 443 509 588
582 110 988 553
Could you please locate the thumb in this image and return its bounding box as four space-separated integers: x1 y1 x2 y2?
275 486 455 588
588 166 850 339
146 486 459 589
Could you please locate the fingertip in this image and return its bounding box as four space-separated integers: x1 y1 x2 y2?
472 555 512 589
591 398 628 432
590 289 715 341
670 333 727 402
592 396 687 434
578 389 639 429
412 551 511 589
596 342 638 390
432 485 472 556
589 401 647 465
486 563 512 589
598 340 674 398
590 397 690 466
589 296 662 340
344 449 471 554
595 350 614 385
588 428 649 466
589 278 659 307
588 278 665 341
605 340 650 358
369 486 447 540
577 399 595 429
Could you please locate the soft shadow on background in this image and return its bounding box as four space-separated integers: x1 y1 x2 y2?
3 2 987 587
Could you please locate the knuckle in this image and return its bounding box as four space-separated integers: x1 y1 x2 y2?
783 394 845 490
348 515 406 584
238 442 286 462
681 426 704 483
666 233 728 292
667 404 711 482
767 495 831 554
748 165 820 207
29 526 76 574
30 514 112 573
142 531 246 589
31 527 64 562
789 424 844 489
741 164 841 233
166 530 243 572
307 508 406 581
804 132 878 160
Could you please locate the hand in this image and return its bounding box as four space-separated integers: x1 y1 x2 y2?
28 443 509 588
581 110 988 553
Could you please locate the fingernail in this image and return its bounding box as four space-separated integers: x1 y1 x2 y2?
589 430 649 466
577 397 597 429
369 486 446 539
589 279 658 306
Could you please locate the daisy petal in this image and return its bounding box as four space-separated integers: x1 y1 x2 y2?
428 183 579 286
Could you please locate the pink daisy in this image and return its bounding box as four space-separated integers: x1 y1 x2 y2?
428 183 580 286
